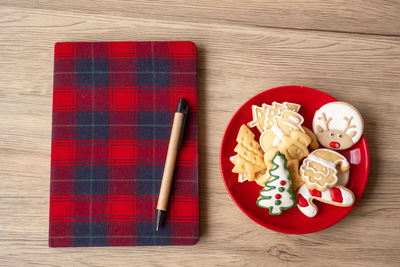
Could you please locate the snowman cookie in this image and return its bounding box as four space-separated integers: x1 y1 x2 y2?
312 102 364 150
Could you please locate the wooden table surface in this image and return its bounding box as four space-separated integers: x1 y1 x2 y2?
1 1 400 266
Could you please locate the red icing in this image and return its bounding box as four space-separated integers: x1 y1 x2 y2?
330 187 343 203
280 181 286 186
275 194 281 199
297 194 309 207
310 189 322 198
330 141 340 148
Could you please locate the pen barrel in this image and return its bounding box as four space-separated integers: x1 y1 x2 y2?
156 112 184 211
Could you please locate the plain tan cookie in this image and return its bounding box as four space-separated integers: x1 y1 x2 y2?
286 159 304 193
277 130 311 161
232 125 266 180
230 156 269 184
303 126 319 150
254 169 270 187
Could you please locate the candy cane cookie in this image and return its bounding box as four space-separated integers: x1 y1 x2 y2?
297 184 355 217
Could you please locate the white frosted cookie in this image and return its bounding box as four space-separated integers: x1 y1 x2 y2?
312 101 364 150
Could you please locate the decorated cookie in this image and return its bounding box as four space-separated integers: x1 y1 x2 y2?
248 105 269 133
300 149 350 191
232 125 266 180
297 184 355 218
263 102 286 131
274 110 305 135
257 152 296 215
263 130 310 164
283 102 301 112
312 101 364 150
260 112 308 152
248 102 302 133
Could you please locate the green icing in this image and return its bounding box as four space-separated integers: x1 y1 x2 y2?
256 152 297 215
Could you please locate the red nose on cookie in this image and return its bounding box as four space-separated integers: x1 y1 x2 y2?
330 141 340 148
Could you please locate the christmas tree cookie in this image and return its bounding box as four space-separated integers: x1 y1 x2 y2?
231 125 266 181
256 152 296 215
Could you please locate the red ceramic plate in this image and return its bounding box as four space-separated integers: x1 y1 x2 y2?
220 86 369 234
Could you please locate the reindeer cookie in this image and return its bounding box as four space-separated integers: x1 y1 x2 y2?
312 102 364 150
300 149 350 191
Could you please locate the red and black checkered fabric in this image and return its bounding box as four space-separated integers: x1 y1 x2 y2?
49 41 198 247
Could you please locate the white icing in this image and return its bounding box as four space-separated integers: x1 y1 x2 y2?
271 124 284 146
308 154 336 169
297 184 317 217
238 173 248 183
288 115 301 124
248 120 257 127
340 187 355 205
315 148 349 167
283 102 301 112
312 101 364 143
248 105 265 131
273 110 305 134
282 121 304 132
321 189 331 201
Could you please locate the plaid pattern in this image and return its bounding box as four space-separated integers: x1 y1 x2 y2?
49 42 198 247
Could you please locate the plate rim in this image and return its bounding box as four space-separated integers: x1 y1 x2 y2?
219 85 370 234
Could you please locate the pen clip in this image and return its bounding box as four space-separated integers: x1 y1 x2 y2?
176 98 189 150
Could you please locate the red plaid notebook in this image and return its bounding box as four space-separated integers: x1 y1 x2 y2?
49 41 198 246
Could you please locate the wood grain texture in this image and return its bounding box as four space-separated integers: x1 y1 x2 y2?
0 1 400 266
2 0 400 36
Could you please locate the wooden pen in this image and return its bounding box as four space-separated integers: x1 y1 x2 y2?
156 98 189 231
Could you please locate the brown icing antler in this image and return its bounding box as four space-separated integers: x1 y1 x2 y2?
318 112 332 131
343 116 356 133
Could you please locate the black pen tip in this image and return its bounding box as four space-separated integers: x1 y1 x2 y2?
156 209 165 232
176 98 188 113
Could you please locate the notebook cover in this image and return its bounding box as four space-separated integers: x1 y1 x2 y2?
49 41 198 247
